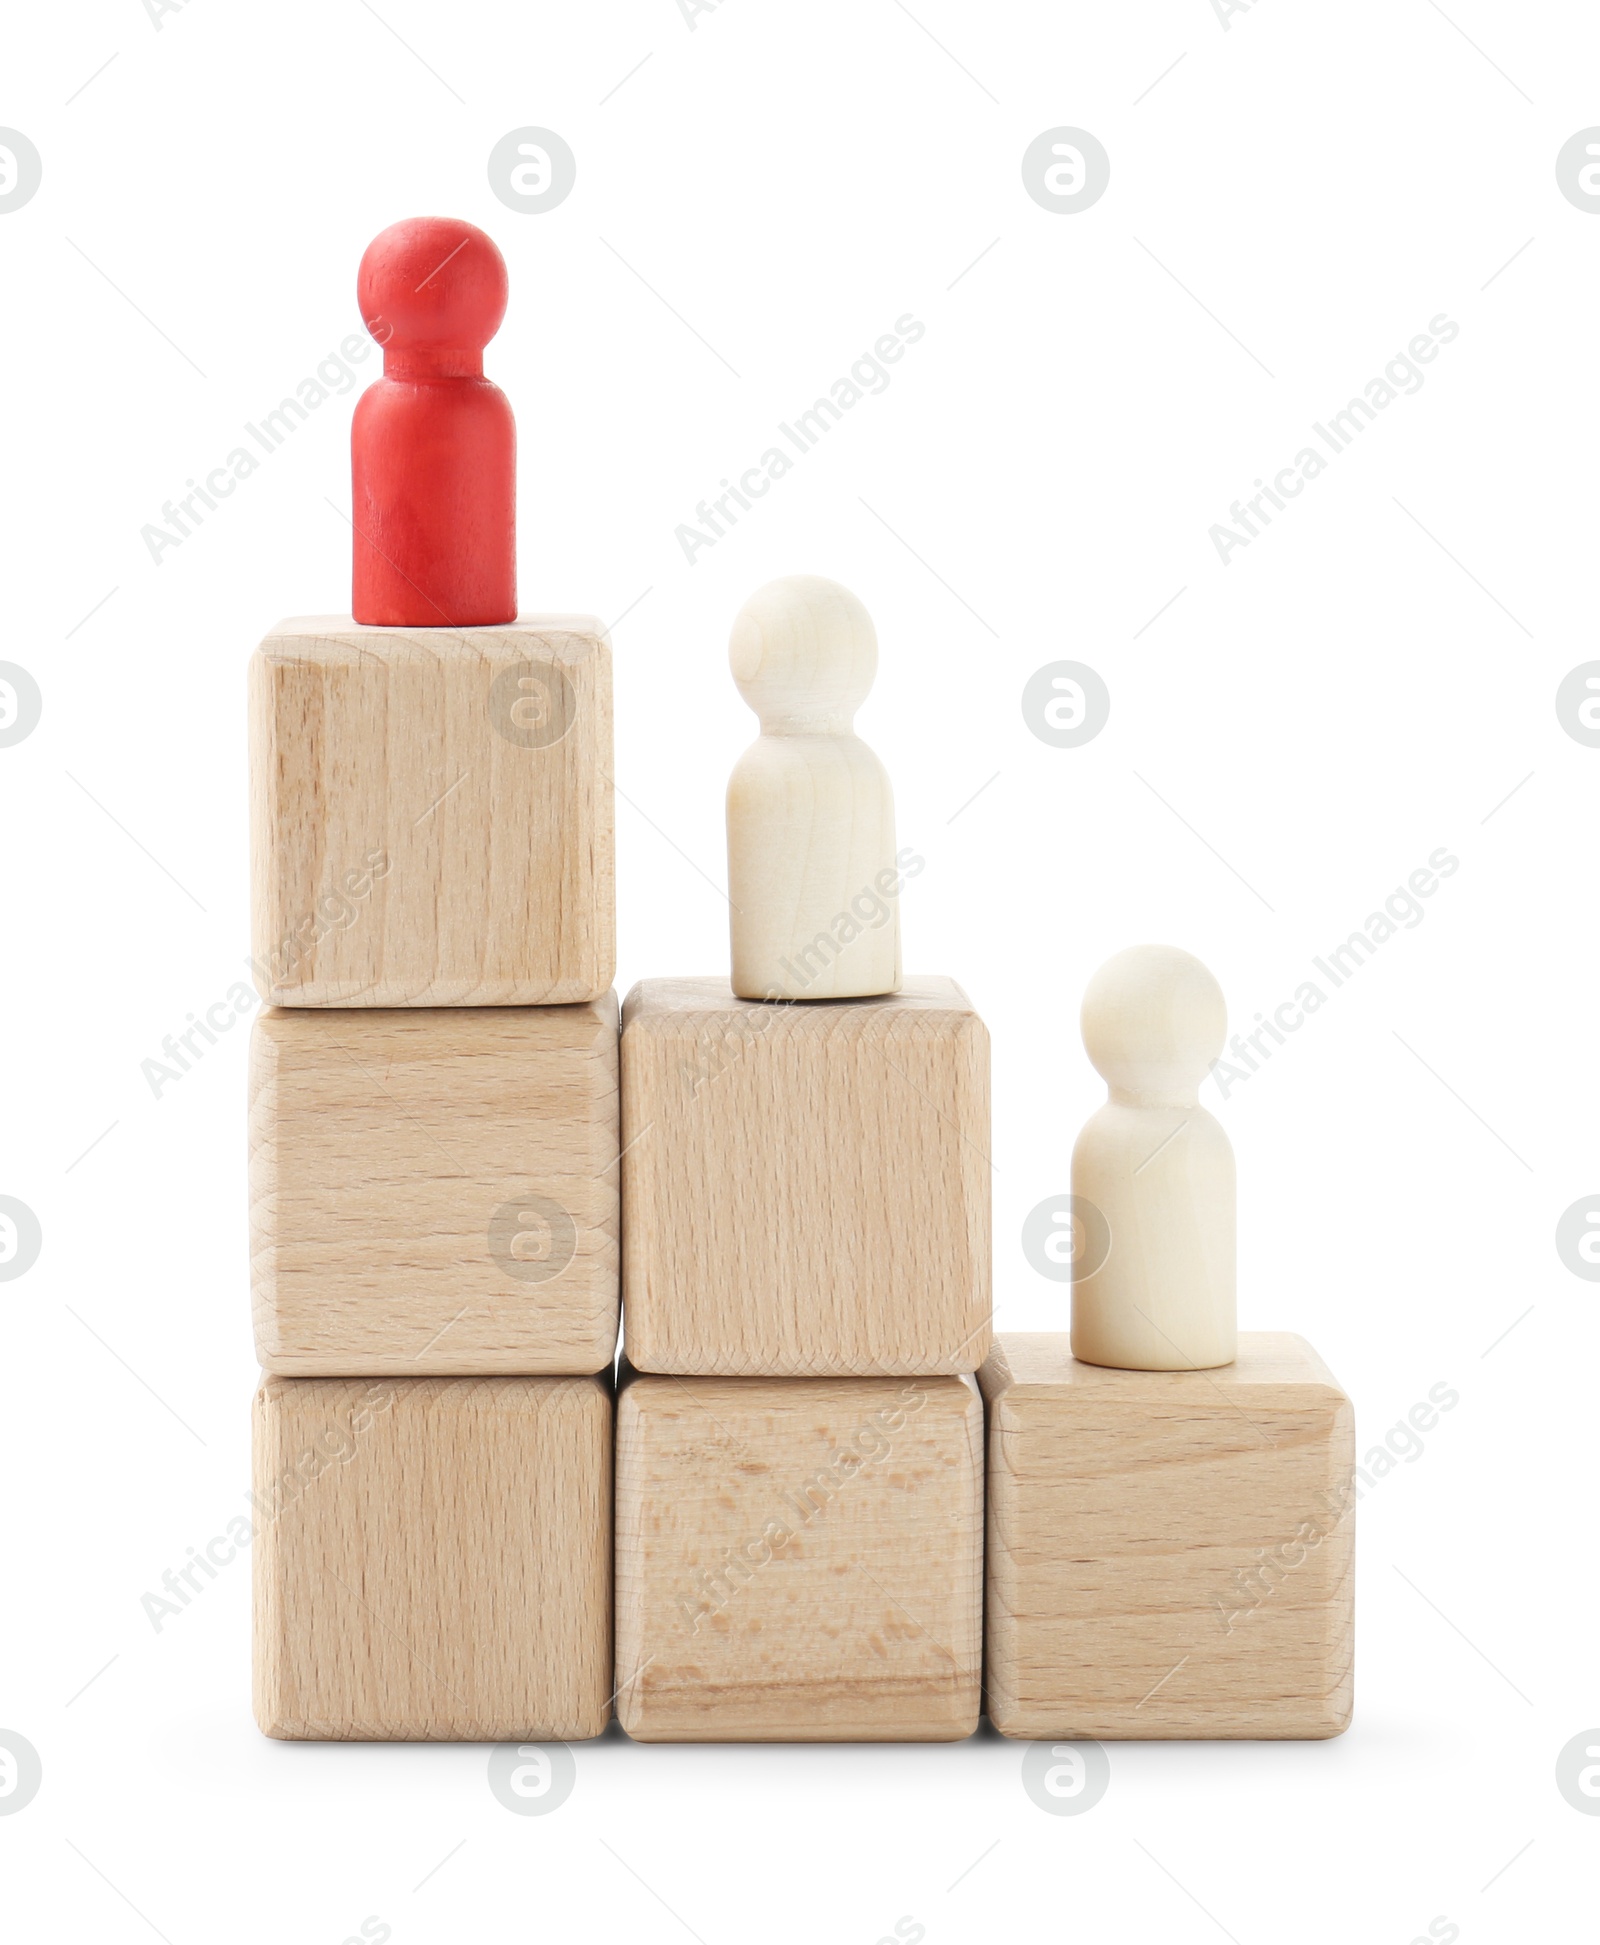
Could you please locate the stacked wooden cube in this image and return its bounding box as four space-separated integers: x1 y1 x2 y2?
245 617 1352 1743
615 976 992 1739
246 214 1352 1749
243 604 997 1740
248 615 620 1740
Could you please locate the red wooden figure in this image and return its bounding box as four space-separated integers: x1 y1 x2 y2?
351 217 516 627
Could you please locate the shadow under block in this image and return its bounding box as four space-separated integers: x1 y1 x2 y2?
620 977 991 1376
250 996 618 1375
615 1370 982 1740
249 616 614 1006
253 1374 612 1741
980 1332 1354 1740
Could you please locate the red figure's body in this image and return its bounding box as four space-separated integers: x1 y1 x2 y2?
351 217 516 626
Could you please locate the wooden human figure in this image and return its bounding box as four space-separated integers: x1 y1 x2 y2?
726 576 900 1001
1071 944 1236 1370
352 216 516 626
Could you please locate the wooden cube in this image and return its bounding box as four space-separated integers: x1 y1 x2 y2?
980 1332 1354 1739
615 1369 982 1741
249 616 613 1006
620 977 991 1375
250 996 618 1375
253 1374 612 1740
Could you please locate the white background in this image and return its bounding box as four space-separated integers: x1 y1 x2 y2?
1 1 1596 1939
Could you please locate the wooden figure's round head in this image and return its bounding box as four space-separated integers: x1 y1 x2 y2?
1081 944 1226 1101
357 217 509 373
729 575 877 732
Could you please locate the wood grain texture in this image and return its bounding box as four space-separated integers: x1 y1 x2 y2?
249 616 614 1006
980 1332 1354 1739
620 976 991 1376
254 1374 613 1741
250 997 618 1375
616 1369 982 1741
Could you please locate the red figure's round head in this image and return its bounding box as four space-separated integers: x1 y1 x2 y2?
351 215 517 624
357 217 508 370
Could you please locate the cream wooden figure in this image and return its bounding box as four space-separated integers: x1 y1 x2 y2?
726 576 900 1001
1071 944 1236 1371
